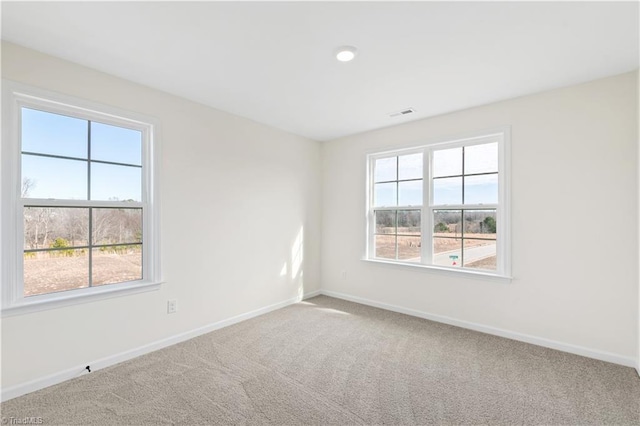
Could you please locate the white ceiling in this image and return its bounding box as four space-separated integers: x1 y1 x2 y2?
2 2 638 141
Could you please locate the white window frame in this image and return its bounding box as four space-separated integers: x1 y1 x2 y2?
366 128 511 279
1 80 162 316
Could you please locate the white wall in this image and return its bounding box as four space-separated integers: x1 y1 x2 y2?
1 42 322 389
321 71 639 363
1 41 638 395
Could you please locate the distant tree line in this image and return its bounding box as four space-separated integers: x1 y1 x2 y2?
376 210 421 233
23 178 141 254
434 210 496 234
376 210 496 235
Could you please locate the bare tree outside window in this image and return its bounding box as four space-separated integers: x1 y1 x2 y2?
20 107 145 297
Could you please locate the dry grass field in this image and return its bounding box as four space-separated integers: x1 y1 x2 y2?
375 226 421 260
23 251 142 297
433 232 496 251
466 255 497 269
375 229 496 270
24 229 497 297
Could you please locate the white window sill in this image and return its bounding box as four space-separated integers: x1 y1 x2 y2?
1 281 162 317
362 258 512 283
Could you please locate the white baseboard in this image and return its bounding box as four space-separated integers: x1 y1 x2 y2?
3 287 635 402
1 290 320 402
302 289 321 299
320 289 638 369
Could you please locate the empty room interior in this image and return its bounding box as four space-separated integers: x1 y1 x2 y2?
1 2 639 425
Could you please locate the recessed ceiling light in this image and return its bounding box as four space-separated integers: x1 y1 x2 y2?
335 46 358 62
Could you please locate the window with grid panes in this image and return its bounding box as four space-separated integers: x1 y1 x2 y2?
2 81 161 314
367 131 509 276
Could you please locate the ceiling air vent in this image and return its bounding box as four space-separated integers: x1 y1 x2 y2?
389 108 415 118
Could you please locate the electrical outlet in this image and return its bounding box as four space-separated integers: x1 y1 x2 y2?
167 300 177 314
340 270 347 280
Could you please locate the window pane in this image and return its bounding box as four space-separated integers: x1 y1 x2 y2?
374 157 396 182
23 249 89 296
24 207 89 249
433 177 462 205
398 180 423 206
463 239 497 271
375 234 396 259
463 210 497 239
93 208 142 245
398 153 422 180
91 163 141 201
433 210 462 237
374 182 397 207
464 174 498 204
433 238 461 267
433 147 462 178
91 122 142 166
397 236 420 262
397 210 421 235
22 154 87 200
92 245 142 286
375 210 396 234
21 108 88 159
465 142 498 175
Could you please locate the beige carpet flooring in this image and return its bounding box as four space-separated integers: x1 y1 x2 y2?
2 295 639 425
